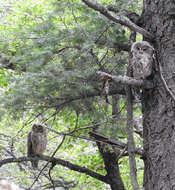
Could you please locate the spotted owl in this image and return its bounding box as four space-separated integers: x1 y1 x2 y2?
129 41 154 79
27 124 47 169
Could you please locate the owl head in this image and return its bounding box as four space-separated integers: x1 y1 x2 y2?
32 124 46 133
131 41 154 55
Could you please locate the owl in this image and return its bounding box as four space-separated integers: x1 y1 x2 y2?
27 124 47 169
129 41 154 79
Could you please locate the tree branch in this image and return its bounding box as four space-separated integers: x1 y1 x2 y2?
89 131 143 156
125 85 141 190
46 88 125 109
109 41 130 52
35 125 142 156
107 4 140 24
0 156 109 184
81 0 153 40
96 71 154 89
2 147 25 171
46 123 141 156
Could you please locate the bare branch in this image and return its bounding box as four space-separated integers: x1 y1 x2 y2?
2 147 25 171
96 71 154 89
0 156 109 184
89 131 143 156
108 41 130 52
125 85 141 190
81 0 153 40
107 4 140 24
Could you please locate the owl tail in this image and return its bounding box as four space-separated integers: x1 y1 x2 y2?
31 160 39 169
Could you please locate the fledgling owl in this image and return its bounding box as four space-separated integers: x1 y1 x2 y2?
129 41 154 79
27 124 47 169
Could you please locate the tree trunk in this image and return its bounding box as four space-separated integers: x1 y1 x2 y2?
97 143 125 190
142 0 175 189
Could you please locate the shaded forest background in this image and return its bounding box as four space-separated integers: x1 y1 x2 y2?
0 0 144 189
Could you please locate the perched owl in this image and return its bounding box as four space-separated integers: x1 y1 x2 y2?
129 41 154 79
27 124 47 169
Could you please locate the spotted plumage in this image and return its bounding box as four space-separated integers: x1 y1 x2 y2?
129 41 154 79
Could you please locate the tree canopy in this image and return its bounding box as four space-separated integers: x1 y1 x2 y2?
0 0 150 189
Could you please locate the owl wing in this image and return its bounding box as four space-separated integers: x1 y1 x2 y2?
43 134 47 149
131 53 150 79
134 59 142 78
32 133 46 155
31 133 40 154
38 134 47 154
31 134 39 146
133 52 154 79
128 52 134 77
27 132 34 156
142 56 154 78
130 52 144 78
27 132 39 169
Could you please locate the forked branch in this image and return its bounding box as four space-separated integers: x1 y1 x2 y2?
81 0 153 40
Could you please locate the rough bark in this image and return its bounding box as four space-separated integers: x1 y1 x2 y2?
142 0 175 189
97 143 125 190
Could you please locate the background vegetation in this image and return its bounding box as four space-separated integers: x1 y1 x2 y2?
0 0 143 189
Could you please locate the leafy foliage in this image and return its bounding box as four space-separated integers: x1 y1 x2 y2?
0 0 144 189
